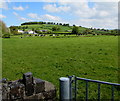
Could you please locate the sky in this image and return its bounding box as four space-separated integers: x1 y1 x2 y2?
0 0 118 29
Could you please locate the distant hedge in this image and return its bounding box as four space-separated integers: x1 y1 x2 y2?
2 34 10 38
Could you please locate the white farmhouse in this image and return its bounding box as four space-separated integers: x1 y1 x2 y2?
53 34 56 36
28 30 37 34
18 30 24 33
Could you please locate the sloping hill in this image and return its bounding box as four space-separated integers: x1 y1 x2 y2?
11 21 118 35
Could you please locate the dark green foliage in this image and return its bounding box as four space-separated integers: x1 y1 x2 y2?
0 20 10 37
47 30 52 34
9 26 19 35
63 23 69 26
32 28 35 31
19 21 119 35
2 34 10 38
59 23 62 25
83 29 95 35
35 30 43 34
21 21 46 25
52 26 60 31
72 26 79 34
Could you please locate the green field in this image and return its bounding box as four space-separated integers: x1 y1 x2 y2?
2 36 119 99
21 24 73 32
20 24 113 34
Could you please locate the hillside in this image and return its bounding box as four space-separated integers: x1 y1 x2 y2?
9 21 118 36
21 24 73 33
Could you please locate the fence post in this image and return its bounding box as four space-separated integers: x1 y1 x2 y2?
59 77 71 100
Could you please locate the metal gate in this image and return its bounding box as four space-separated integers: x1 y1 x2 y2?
68 75 120 101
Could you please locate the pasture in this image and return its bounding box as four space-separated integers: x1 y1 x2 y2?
2 35 119 99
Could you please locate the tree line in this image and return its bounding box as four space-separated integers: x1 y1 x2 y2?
1 20 119 38
21 21 69 26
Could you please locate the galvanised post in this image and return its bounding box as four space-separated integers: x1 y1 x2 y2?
74 76 77 101
69 76 73 100
59 77 71 100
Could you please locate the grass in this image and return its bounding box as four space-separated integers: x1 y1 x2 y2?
2 35 119 99
20 24 113 34
21 24 87 33
21 24 73 32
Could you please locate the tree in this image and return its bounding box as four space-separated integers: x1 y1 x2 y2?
52 26 60 31
32 28 35 31
9 26 19 35
83 29 93 35
59 23 62 25
72 26 79 35
2 34 10 38
0 20 10 38
47 30 52 34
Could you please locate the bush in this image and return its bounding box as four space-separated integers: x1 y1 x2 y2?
72 26 79 34
47 31 52 34
0 20 10 37
52 26 60 31
2 34 10 38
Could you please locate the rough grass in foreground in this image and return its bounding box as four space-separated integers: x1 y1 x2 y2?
2 36 119 99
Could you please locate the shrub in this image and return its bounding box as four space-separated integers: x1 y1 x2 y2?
52 26 60 31
47 31 52 34
2 34 10 38
0 20 10 37
72 26 79 34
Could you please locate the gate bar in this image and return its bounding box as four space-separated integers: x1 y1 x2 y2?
86 81 88 101
98 83 101 101
75 76 77 101
111 85 114 101
76 77 120 86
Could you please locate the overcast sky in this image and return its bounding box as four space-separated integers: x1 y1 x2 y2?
0 0 118 29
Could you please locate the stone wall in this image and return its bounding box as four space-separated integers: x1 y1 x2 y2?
0 72 56 101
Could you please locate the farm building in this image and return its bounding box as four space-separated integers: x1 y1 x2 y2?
39 30 48 32
27 30 37 34
66 30 72 32
18 30 24 33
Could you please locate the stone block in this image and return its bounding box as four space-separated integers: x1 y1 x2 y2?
44 81 56 91
37 93 45 99
43 90 56 100
25 83 34 96
24 94 39 100
9 81 25 100
0 78 7 83
33 78 45 94
23 72 34 96
43 81 56 100
1 72 57 101
2 83 9 100
0 83 2 100
23 72 33 84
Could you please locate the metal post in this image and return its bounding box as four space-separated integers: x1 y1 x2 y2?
59 77 71 100
111 85 114 101
98 83 101 101
69 76 72 100
74 76 77 101
86 81 88 101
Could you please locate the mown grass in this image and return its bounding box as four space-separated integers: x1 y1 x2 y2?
2 35 119 99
